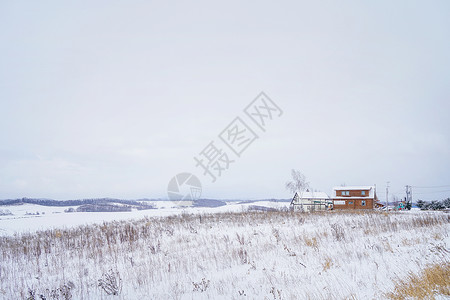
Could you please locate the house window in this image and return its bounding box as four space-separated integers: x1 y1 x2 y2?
361 200 366 206
361 191 366 196
349 201 353 205
341 191 345 196
341 191 350 196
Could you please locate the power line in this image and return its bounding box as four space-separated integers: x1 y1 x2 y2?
414 189 450 195
412 185 450 189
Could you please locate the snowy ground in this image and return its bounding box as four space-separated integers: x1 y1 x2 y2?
0 207 448 299
0 200 290 235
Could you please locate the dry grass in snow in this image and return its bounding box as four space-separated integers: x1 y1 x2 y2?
386 262 449 299
0 210 448 299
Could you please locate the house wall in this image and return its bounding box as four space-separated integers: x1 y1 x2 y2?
335 189 370 197
332 198 374 209
292 199 331 212
293 204 329 212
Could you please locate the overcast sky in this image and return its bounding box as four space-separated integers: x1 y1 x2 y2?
1 1 449 201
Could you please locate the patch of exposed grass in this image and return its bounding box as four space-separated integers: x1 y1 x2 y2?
386 262 450 299
322 256 334 272
304 236 318 248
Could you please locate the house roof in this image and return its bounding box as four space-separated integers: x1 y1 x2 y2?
333 186 375 191
298 191 330 200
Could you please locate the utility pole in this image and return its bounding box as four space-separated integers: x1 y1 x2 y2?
386 181 390 211
405 185 409 209
405 185 413 209
410 186 413 207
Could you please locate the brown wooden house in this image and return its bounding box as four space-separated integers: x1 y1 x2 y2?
332 186 379 209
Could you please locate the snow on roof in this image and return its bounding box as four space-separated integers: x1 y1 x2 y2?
298 191 330 200
333 186 375 191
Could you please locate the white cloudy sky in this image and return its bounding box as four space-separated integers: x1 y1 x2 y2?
1 1 449 201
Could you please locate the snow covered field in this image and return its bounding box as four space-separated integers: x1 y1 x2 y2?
0 207 448 299
0 201 290 235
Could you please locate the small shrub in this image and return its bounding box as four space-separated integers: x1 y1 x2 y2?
149 240 161 254
331 223 345 241
26 288 38 300
49 282 75 300
272 229 281 244
98 269 122 296
192 278 210 292
304 236 318 249
283 244 296 256
237 248 249 264
322 257 334 271
236 233 245 245
26 282 74 300
269 286 282 299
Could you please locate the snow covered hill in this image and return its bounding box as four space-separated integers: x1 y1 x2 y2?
0 200 290 235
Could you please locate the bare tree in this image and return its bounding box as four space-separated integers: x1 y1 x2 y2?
285 169 309 212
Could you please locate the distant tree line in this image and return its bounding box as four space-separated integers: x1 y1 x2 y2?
192 199 226 208
76 204 132 213
0 209 13 216
416 198 450 210
0 198 155 210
